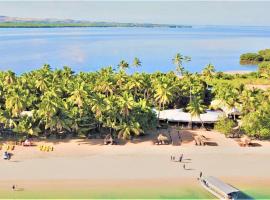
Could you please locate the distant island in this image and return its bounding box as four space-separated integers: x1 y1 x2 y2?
240 49 270 78
0 16 192 28
240 49 270 65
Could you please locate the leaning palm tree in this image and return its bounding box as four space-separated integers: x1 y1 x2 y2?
186 96 206 129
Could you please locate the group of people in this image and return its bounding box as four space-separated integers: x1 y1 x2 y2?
170 153 203 178
170 153 184 162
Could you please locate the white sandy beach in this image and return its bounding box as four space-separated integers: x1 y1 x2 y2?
0 130 270 198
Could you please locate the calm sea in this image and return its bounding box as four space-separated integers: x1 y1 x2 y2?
1 25 270 74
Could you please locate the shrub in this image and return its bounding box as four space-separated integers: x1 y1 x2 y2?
240 53 263 64
214 116 236 136
258 49 270 58
241 110 270 139
258 61 270 78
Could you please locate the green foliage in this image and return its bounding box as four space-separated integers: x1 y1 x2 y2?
240 49 270 64
258 49 270 61
187 96 206 118
214 116 236 136
0 55 269 140
172 53 191 76
240 53 263 64
241 105 270 139
258 61 270 78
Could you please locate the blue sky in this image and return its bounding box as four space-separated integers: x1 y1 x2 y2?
0 1 269 26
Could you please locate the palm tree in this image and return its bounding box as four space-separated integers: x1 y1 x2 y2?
239 89 260 114
117 121 142 139
126 73 143 98
172 53 191 76
90 93 106 123
118 92 134 118
5 87 27 117
4 70 16 85
202 64 215 88
132 57 142 71
68 82 88 109
118 60 129 71
154 77 174 120
186 96 206 129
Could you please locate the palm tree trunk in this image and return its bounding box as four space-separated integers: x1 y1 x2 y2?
188 116 192 129
157 102 162 126
199 116 206 130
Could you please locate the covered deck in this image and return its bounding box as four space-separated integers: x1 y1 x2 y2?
200 176 240 199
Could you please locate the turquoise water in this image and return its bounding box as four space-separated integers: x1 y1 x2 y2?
1 25 270 73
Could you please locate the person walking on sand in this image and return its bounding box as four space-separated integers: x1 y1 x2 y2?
12 185 15 191
179 154 183 162
183 164 186 170
199 171 203 178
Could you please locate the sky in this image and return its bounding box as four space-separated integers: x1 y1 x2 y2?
0 1 269 26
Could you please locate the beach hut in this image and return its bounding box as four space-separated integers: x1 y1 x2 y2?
200 176 240 199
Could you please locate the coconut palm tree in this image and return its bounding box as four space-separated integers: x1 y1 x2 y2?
154 77 174 119
118 92 134 118
5 87 27 117
117 120 142 139
68 82 88 109
172 53 191 76
202 64 216 88
186 96 206 129
118 60 129 71
4 70 16 85
132 57 142 71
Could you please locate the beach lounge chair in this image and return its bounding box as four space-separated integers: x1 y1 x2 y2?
22 139 33 146
194 135 207 146
104 134 116 145
155 133 170 145
239 136 252 147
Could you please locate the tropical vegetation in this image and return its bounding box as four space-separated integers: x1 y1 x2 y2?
0 54 270 140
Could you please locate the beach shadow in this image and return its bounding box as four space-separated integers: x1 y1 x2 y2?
184 168 195 171
172 160 192 164
249 142 262 147
204 142 218 146
181 161 192 164
15 188 24 192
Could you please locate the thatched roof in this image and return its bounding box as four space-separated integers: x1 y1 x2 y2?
210 100 241 115
156 109 225 123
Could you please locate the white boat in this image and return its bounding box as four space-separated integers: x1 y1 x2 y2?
199 176 240 200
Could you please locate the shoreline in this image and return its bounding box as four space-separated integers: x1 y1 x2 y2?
1 130 270 198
